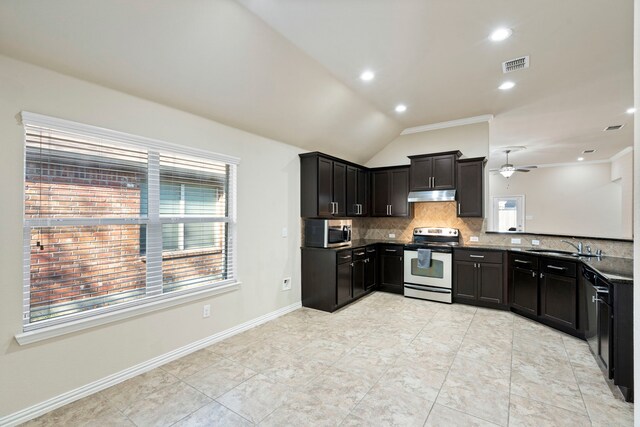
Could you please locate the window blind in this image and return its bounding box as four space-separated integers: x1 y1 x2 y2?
22 112 238 331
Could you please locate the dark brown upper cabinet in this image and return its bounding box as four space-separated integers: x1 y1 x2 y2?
346 166 369 216
408 151 461 191
371 167 411 217
456 157 486 218
300 152 349 217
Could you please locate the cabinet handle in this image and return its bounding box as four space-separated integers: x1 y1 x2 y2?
366 249 376 253
469 255 485 258
540 273 544 278
458 203 461 215
358 204 362 215
547 265 567 271
340 255 351 259
532 271 536 278
350 262 354 267
432 177 435 187
385 249 396 253
389 205 392 215
514 259 530 264
355 251 365 256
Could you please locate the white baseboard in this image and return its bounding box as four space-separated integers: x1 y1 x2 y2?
0 301 302 427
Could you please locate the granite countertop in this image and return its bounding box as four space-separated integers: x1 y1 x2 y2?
301 240 633 284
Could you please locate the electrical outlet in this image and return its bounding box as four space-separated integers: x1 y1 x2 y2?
202 304 211 318
531 239 540 246
511 238 522 244
282 277 291 291
389 233 396 239
281 227 288 238
469 236 479 242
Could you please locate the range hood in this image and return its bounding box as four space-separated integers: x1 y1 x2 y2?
408 189 456 203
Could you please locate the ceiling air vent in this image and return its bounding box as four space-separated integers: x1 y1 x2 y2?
502 56 530 73
582 149 596 154
604 125 624 131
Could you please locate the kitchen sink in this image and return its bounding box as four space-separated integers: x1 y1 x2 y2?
526 249 599 257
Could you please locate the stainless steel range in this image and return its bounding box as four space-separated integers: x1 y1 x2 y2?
403 227 459 303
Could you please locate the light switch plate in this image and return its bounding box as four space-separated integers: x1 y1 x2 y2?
389 233 396 238
511 238 522 244
470 236 479 242
203 304 211 318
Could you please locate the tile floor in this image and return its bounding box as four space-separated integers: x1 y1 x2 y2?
24 292 634 426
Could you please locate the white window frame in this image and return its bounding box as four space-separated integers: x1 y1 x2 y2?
16 112 240 345
490 195 525 232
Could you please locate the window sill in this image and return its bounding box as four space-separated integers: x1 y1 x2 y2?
15 281 241 346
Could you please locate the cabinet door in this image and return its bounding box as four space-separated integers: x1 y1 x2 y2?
332 161 346 216
358 169 369 216
337 261 352 305
371 171 390 216
379 250 403 294
317 157 333 217
478 263 503 304
410 157 433 191
540 273 577 329
345 166 358 216
454 260 477 301
457 160 484 217
352 259 366 298
432 155 456 189
364 247 377 290
511 267 538 316
389 168 410 217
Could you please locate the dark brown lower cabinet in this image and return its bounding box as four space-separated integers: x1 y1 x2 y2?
364 246 377 290
540 272 576 329
453 249 505 309
336 254 352 306
510 266 539 317
378 244 403 294
352 248 367 298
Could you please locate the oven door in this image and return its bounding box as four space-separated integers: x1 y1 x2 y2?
403 249 452 289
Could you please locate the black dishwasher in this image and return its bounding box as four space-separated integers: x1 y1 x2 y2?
583 266 614 379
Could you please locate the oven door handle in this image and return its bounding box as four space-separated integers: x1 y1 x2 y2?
404 284 451 294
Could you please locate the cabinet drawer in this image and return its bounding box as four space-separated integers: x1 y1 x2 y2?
337 250 352 264
541 258 577 277
365 245 377 255
510 253 539 270
454 249 503 264
379 245 403 256
352 248 367 260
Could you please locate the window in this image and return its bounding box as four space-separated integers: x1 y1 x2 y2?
21 112 238 331
491 195 525 232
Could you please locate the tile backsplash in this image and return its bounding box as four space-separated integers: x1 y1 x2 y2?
351 202 633 259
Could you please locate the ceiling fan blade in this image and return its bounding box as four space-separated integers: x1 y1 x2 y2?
518 165 537 169
488 168 500 172
515 168 531 172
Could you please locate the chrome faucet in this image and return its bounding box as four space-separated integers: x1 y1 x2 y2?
561 240 583 253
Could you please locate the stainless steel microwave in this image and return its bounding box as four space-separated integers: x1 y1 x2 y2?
304 219 352 248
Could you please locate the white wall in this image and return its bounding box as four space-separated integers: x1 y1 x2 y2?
0 55 302 417
365 122 490 167
633 1 639 425
611 150 634 236
489 162 632 239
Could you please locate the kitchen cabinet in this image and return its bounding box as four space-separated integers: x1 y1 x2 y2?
539 258 577 329
456 157 486 218
301 246 375 312
364 245 377 290
509 254 540 318
408 151 461 191
346 166 369 216
378 244 404 294
453 248 506 309
613 281 634 402
299 152 348 218
371 167 411 217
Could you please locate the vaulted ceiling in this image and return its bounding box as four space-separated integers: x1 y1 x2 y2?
0 0 633 167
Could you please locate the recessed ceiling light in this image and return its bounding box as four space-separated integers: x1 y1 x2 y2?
395 104 407 113
489 27 513 42
360 70 375 81
627 107 636 114
498 81 516 90
577 157 584 161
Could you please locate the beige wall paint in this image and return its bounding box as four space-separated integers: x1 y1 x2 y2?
0 55 302 416
364 122 490 167
489 162 632 239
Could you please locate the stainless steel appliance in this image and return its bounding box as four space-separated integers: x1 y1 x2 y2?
403 227 459 303
304 219 352 248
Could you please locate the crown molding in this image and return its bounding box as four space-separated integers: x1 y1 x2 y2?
400 114 494 135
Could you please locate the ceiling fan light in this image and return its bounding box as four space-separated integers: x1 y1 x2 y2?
500 168 515 178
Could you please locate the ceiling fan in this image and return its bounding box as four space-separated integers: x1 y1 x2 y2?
490 149 537 178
